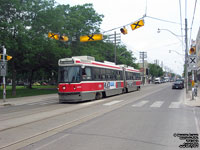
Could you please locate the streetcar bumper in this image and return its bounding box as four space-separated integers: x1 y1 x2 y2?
58 91 96 103
58 92 82 103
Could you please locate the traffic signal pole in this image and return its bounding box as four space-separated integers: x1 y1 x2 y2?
2 46 6 101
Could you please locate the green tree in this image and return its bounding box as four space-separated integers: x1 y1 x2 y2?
148 63 164 78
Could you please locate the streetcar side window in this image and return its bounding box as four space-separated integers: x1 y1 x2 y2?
82 67 92 80
101 68 106 80
117 71 121 80
93 67 100 80
136 73 141 80
106 69 111 80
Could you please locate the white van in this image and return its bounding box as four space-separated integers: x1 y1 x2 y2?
154 77 161 84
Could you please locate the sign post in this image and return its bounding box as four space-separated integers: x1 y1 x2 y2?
188 55 197 100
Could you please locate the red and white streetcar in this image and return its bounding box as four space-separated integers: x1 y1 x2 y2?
58 56 141 103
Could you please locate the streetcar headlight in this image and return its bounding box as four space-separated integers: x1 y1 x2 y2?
63 86 66 90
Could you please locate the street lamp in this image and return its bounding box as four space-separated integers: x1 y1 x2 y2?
157 28 183 43
169 50 184 56
169 50 185 61
157 28 188 93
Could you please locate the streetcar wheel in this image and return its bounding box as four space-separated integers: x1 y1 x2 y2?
95 92 102 100
137 86 140 91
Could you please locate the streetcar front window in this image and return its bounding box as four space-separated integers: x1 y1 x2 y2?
58 66 81 83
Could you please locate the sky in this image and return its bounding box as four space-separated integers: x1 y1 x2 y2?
55 0 200 75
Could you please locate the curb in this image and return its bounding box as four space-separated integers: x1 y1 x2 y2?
0 103 13 107
184 90 200 107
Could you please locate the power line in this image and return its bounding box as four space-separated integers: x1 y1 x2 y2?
189 0 197 47
145 16 182 25
179 0 185 53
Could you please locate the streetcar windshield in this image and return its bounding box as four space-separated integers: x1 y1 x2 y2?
58 66 81 83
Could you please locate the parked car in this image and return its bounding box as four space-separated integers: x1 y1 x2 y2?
172 81 184 89
33 82 41 86
155 77 161 84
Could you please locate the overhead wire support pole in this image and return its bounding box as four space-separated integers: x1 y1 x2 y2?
2 46 6 102
185 18 188 93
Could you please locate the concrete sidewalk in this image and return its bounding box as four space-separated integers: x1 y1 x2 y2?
184 87 200 107
0 94 58 107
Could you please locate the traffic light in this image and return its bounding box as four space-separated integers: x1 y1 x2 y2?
6 55 12 61
120 27 128 34
189 46 196 55
146 68 149 75
60 35 69 42
0 54 12 61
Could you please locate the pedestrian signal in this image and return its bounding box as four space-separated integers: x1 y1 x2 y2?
120 28 128 34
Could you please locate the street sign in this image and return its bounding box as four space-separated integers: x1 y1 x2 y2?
48 32 59 40
188 66 197 72
130 19 144 31
188 55 197 67
80 34 103 42
0 61 7 76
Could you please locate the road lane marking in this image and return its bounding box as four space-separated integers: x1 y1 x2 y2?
26 100 56 106
150 101 164 108
34 134 70 150
103 100 124 106
169 102 181 108
80 99 107 106
193 108 200 134
132 100 148 107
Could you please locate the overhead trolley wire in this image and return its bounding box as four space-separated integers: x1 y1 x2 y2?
145 16 182 25
189 0 197 47
179 0 185 53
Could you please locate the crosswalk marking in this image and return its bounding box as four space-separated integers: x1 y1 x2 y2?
103 100 124 106
150 101 164 108
132 100 149 107
169 102 181 108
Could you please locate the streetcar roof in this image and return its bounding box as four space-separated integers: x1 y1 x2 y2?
58 56 140 73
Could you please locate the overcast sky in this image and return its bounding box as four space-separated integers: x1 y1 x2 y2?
55 0 200 75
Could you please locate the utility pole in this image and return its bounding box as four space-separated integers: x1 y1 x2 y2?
114 31 117 64
104 32 121 64
185 18 188 93
140 52 147 85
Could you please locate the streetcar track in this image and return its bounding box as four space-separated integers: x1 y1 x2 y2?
0 84 169 150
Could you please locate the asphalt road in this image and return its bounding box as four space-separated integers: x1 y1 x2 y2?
0 83 200 150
